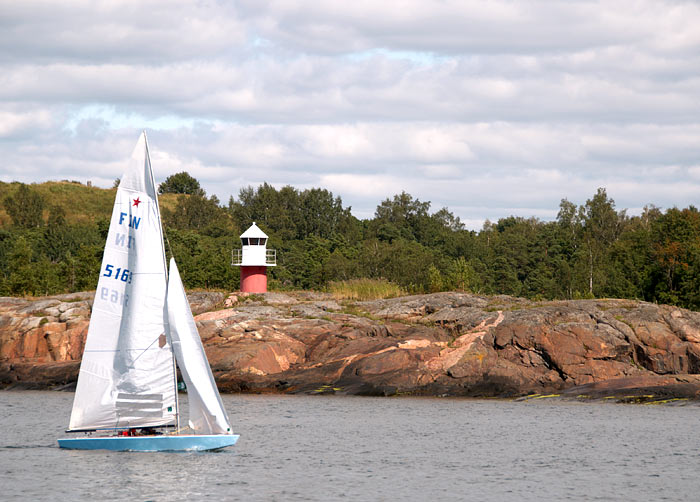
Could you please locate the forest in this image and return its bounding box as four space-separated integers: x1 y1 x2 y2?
0 173 698 311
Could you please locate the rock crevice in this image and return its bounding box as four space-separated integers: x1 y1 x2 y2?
2 291 700 398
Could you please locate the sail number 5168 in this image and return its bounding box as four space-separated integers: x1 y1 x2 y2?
103 264 132 283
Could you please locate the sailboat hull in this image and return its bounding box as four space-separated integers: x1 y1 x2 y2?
57 434 239 452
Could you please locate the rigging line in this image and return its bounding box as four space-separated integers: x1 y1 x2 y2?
145 130 180 433
161 223 181 433
162 223 173 261
130 333 165 365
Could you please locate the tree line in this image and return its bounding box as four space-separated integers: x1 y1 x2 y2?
1 173 698 310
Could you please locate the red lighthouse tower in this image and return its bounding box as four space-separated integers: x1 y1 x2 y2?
232 223 276 293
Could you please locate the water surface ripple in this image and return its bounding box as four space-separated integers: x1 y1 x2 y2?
1 391 698 501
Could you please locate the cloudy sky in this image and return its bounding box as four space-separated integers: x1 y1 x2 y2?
1 1 699 229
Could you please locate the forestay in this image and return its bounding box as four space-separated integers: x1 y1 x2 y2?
167 258 232 435
68 133 177 431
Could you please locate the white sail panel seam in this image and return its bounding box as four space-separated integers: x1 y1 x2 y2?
91 307 126 317
77 369 113 380
104 248 131 256
118 187 147 194
67 132 177 432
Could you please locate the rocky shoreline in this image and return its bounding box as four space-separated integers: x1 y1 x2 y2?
2 291 700 403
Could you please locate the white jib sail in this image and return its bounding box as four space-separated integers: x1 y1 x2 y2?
167 258 232 435
68 132 177 431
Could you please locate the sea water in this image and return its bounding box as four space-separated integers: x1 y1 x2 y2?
1 391 699 501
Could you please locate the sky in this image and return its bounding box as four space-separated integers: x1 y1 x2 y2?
1 1 699 230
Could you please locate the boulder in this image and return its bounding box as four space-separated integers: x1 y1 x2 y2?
1 291 700 399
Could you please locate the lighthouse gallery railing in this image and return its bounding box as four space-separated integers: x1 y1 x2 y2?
231 249 276 266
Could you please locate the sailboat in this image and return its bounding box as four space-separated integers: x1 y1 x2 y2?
57 133 238 452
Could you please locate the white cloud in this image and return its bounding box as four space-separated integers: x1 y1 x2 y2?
319 173 399 199
0 1 246 64
0 109 54 137
0 0 699 231
418 164 463 179
295 125 375 158
408 128 474 161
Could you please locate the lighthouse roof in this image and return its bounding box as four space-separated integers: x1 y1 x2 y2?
240 222 268 239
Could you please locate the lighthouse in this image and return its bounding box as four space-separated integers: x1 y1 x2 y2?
232 222 276 293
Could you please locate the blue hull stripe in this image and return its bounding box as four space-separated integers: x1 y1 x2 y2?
57 434 239 452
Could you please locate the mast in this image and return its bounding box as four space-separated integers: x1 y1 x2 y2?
144 131 181 432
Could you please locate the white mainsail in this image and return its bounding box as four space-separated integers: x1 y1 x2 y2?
68 133 177 431
167 258 232 435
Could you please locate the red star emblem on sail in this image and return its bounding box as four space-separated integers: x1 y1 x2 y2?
133 197 141 208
